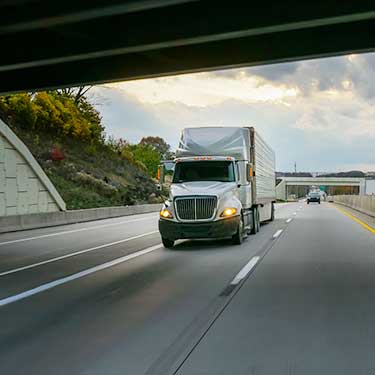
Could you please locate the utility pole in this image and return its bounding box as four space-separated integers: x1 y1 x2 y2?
294 162 297 173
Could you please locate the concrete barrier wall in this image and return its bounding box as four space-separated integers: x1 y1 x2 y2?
333 195 375 218
0 203 162 233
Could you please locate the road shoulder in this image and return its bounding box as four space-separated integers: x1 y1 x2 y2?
332 203 375 234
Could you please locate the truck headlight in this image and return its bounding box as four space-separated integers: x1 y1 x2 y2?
220 208 237 217
160 209 173 219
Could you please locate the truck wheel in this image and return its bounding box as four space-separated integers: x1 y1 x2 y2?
232 216 244 245
270 203 275 221
251 207 260 235
162 237 174 248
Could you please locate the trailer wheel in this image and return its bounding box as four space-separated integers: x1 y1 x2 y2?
162 237 174 248
232 216 244 245
270 203 275 221
251 207 260 234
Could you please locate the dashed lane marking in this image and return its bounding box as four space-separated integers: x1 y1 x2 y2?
0 231 158 277
230 256 260 285
0 215 157 247
273 229 283 239
0 244 162 307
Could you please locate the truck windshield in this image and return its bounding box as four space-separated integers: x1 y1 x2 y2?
173 161 235 183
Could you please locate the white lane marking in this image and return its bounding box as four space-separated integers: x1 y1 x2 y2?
230 256 260 285
0 231 158 277
286 218 293 223
273 229 283 239
0 244 162 307
0 215 157 247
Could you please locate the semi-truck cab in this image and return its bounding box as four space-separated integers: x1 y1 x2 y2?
158 127 276 248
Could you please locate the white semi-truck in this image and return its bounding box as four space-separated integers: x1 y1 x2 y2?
158 127 276 248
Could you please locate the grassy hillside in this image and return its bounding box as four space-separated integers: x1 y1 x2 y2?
0 90 164 209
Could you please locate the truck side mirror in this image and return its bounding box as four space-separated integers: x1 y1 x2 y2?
247 163 254 182
157 165 165 184
157 160 175 186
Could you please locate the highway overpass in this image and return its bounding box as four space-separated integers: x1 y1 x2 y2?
276 176 366 200
0 0 374 94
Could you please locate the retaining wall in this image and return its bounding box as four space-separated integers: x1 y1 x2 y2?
0 119 65 216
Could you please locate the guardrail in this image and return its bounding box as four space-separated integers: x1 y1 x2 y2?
332 195 375 218
0 204 162 233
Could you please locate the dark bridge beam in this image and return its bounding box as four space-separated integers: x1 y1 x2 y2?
0 0 374 94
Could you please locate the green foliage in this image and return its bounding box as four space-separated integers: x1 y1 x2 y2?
129 144 160 178
139 136 174 159
0 93 38 128
105 137 160 176
0 89 168 209
0 91 104 143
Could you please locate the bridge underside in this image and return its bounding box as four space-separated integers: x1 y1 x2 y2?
0 0 374 94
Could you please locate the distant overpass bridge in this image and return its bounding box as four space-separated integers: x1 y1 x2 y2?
276 177 366 201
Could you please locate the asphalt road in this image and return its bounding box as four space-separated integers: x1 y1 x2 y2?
1 202 374 374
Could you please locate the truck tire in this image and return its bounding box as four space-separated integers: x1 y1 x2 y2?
270 203 275 221
250 207 260 235
232 216 244 245
162 237 174 248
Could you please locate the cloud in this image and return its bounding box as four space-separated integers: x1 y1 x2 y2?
89 86 167 143
245 62 299 81
247 53 375 101
91 53 375 172
106 73 298 107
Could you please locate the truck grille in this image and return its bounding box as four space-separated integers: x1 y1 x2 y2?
175 196 217 221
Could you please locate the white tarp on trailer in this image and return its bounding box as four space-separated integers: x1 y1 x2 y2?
176 127 250 160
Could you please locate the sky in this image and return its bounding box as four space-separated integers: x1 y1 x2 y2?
89 53 374 172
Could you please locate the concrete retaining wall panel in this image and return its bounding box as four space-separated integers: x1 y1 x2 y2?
0 120 66 216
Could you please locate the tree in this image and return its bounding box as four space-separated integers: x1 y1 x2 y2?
0 91 105 143
57 86 93 104
130 144 160 177
139 136 173 159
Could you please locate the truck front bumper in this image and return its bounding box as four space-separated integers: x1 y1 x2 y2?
159 216 240 241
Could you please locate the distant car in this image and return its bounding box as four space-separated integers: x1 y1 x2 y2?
307 192 321 204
